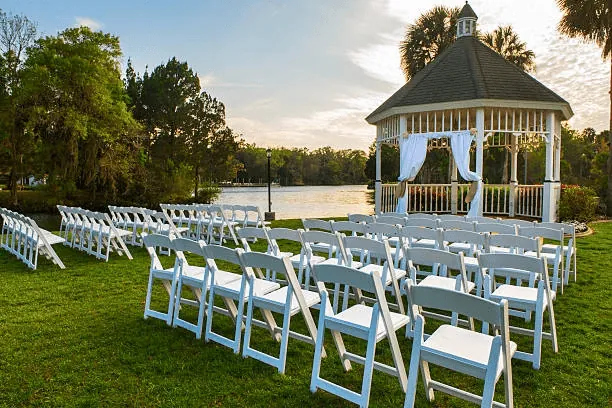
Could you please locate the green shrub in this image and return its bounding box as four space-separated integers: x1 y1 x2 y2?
558 185 598 222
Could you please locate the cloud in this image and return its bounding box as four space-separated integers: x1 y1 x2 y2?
75 17 102 31
198 73 262 89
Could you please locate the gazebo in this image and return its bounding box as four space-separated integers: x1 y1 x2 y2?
366 2 573 221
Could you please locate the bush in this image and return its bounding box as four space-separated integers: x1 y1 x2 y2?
558 185 598 222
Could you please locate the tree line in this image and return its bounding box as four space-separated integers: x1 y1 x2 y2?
0 9 367 211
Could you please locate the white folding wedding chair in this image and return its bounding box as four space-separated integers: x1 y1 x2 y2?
404 282 515 408
310 264 408 408
518 226 564 293
243 205 268 228
540 221 577 284
204 245 280 353
404 247 476 335
442 229 488 294
301 218 334 256
343 235 406 314
238 251 322 374
172 237 242 338
398 226 443 256
205 205 239 245
479 253 558 369
266 227 310 281
364 222 403 268
142 233 178 325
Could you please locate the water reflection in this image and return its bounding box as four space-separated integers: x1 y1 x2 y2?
216 185 374 219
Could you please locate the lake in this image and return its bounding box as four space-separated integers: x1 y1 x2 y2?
216 185 374 219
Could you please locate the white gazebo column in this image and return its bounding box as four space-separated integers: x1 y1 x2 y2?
451 156 458 214
374 139 381 214
554 117 562 218
542 112 558 222
475 108 485 216
509 133 519 217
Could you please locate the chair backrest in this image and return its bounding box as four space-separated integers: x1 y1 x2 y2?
399 226 442 248
314 263 379 295
404 246 465 271
202 244 243 268
235 226 272 252
348 213 375 223
267 227 303 256
443 229 488 249
466 215 500 223
498 218 536 228
375 215 406 226
343 235 394 268
142 233 174 270
302 218 332 232
439 219 475 231
539 221 574 235
239 251 300 290
406 282 506 329
478 252 548 284
518 226 563 243
487 233 540 254
172 237 206 257
404 217 438 228
330 220 366 236
475 222 517 235
365 222 400 239
301 230 346 262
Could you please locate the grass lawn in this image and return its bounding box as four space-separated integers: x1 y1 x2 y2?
0 218 610 407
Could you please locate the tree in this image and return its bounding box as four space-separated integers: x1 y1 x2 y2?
22 26 140 200
400 6 460 81
557 0 611 214
0 9 37 204
399 7 536 81
481 25 536 72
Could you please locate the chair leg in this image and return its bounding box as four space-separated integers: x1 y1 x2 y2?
278 310 292 374
548 300 559 354
359 332 378 408
144 274 155 319
533 300 544 370
420 360 434 402
310 303 327 393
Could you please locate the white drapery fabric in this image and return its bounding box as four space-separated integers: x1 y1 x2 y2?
396 130 481 217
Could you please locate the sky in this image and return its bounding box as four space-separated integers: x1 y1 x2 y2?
3 0 609 152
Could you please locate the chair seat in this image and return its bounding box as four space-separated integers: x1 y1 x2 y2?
216 277 280 299
423 324 517 378
254 286 320 313
327 304 409 341
358 264 407 285
488 246 512 254
419 275 475 293
276 251 293 258
310 242 334 254
412 238 438 248
491 284 556 305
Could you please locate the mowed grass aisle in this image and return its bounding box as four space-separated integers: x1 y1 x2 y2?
0 219 610 407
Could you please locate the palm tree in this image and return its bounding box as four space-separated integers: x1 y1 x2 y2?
481 25 536 72
399 6 460 81
557 0 611 214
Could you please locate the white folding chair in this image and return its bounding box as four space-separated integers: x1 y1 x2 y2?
203 245 280 353
540 221 577 285
142 233 178 325
398 226 443 255
439 219 476 232
239 251 322 374
404 282 515 408
404 247 476 335
479 253 558 369
343 235 406 314
206 205 239 245
518 226 564 293
375 214 407 226
364 222 403 268
301 218 334 255
310 264 408 408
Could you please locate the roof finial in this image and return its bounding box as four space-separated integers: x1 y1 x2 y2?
457 1 477 38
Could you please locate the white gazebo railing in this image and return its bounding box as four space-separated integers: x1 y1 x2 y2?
380 183 543 218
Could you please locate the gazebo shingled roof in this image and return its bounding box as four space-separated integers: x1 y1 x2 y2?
458 1 477 19
366 36 572 124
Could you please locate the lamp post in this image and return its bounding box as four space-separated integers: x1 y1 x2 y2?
265 148 275 221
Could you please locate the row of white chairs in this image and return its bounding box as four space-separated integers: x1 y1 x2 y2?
362 212 577 285
142 229 553 408
160 203 252 245
314 216 574 294
57 205 133 261
0 208 65 270
108 205 188 246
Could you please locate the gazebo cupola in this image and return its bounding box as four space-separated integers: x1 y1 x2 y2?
457 1 477 37
366 1 573 221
